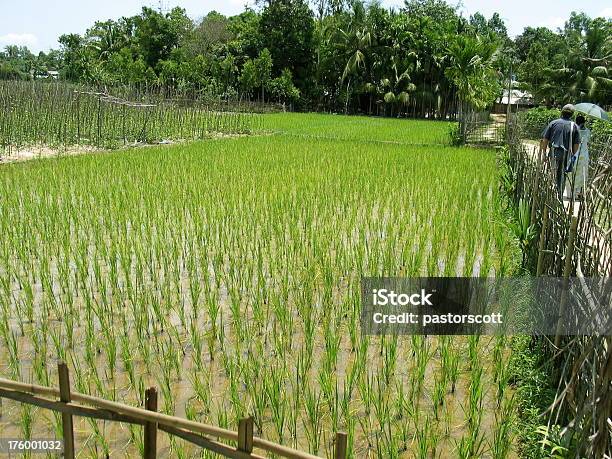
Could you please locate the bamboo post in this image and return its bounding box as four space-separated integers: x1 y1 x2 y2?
554 216 578 348
334 432 347 459
237 417 254 454
97 95 102 148
122 103 126 145
144 387 158 459
58 362 75 459
536 206 549 276
76 92 80 144
530 169 541 225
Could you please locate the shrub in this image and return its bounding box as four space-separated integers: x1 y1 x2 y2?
518 107 612 149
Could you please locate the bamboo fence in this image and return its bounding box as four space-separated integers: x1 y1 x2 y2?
0 362 347 459
506 115 611 458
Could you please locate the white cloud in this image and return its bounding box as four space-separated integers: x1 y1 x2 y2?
0 33 39 49
539 16 564 31
598 7 612 18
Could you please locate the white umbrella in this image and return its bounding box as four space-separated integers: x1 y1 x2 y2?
574 102 609 120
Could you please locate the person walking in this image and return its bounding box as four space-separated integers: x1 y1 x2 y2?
565 114 590 200
540 104 581 199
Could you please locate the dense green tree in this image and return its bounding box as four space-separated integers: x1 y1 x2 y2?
58 34 91 81
259 0 315 98
186 11 231 57
133 7 192 69
2 1 608 111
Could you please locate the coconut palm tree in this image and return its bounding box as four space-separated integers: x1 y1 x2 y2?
543 17 612 106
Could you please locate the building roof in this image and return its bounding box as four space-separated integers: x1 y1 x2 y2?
500 89 534 106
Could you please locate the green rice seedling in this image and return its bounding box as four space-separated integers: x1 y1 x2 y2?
414 415 434 459
169 436 188 459
344 415 357 459
468 335 480 370
455 429 486 459
357 370 374 417
228 370 246 424
410 336 431 399
5 328 20 380
381 334 398 385
0 112 518 455
303 383 323 455
189 368 211 415
20 404 34 441
86 419 111 458
432 373 447 421
288 378 301 447
447 343 460 394
267 364 288 443
102 327 118 381
216 400 230 432
466 362 484 431
128 423 144 456
490 394 515 459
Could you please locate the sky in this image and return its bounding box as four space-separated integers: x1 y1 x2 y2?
1 0 611 54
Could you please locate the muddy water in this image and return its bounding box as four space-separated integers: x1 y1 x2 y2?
0 245 517 458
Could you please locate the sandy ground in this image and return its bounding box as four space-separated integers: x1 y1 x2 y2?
0 134 252 165
0 145 102 164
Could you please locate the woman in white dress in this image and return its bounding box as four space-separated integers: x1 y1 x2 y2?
565 115 590 200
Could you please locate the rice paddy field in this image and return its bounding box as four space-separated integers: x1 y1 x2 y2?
0 113 519 458
259 113 451 145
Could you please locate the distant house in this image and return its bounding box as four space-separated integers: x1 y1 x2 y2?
493 88 534 113
33 70 60 80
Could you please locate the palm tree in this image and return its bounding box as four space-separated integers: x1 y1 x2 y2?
339 28 371 113
379 55 416 117
544 17 612 106
445 33 500 112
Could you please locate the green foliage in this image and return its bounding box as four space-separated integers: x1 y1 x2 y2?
505 199 537 268
508 336 558 458
445 33 502 110
268 69 301 104
448 123 462 146
535 425 570 459
3 2 606 113
519 107 612 145
259 0 315 96
0 0 512 113
516 14 612 107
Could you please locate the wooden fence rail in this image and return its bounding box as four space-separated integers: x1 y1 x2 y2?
0 362 347 459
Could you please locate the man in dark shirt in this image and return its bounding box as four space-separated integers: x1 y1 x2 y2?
540 104 581 199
